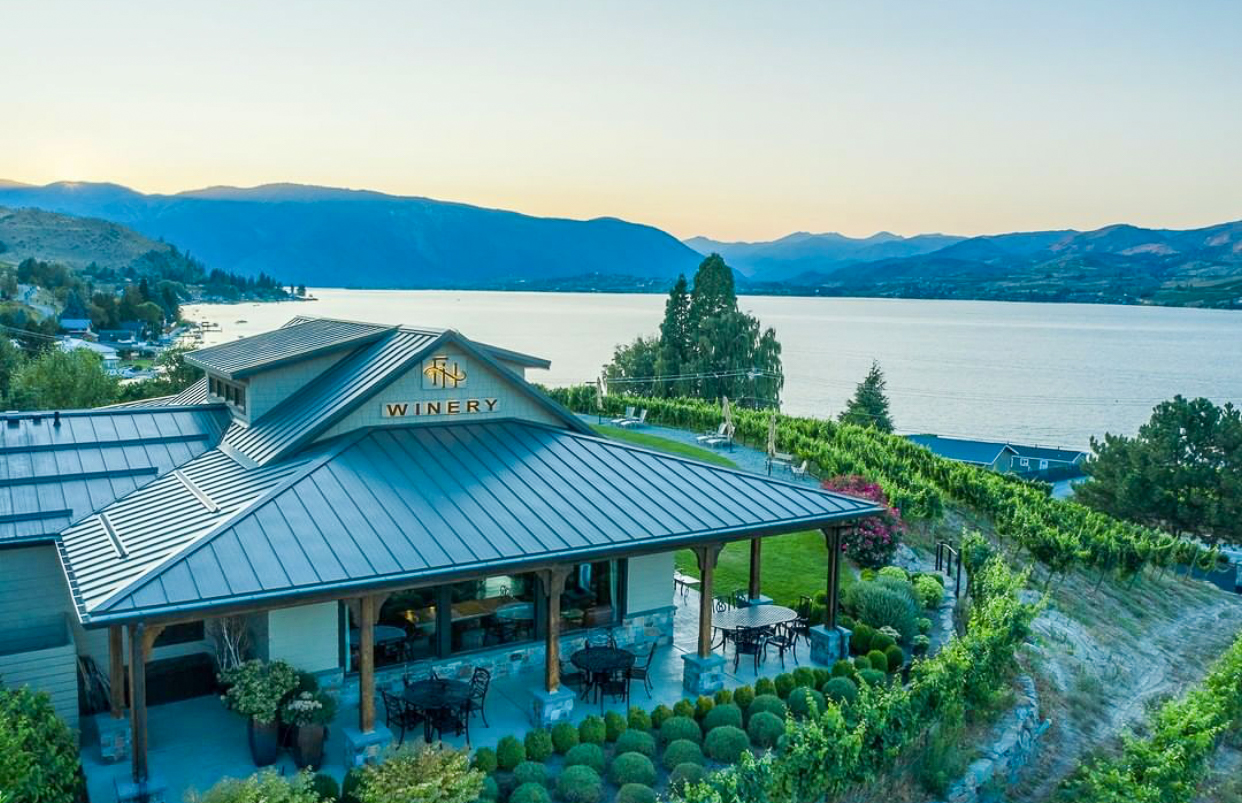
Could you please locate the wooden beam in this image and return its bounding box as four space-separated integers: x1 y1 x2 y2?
128 622 148 783
824 527 843 631
748 538 762 601
109 625 125 718
538 566 573 693
358 594 377 733
695 544 722 658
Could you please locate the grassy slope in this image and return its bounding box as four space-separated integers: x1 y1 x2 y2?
591 424 853 606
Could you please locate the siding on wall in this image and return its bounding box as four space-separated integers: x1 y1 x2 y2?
626 552 675 614
266 602 340 674
240 351 351 422
0 634 78 731
0 546 73 654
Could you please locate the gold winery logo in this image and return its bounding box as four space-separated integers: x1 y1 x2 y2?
380 398 499 418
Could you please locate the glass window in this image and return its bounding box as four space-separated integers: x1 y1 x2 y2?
560 561 617 633
449 574 537 651
346 587 438 671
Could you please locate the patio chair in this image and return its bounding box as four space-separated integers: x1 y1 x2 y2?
627 643 657 698
611 406 636 425
696 422 727 443
730 588 749 608
560 658 587 695
586 628 616 648
793 596 814 646
467 667 491 728
380 689 424 746
430 703 469 744
762 623 798 669
732 628 764 673
596 669 629 710
704 424 734 449
714 593 733 612
618 409 648 428
791 460 809 479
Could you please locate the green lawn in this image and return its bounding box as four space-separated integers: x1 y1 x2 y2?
591 424 849 607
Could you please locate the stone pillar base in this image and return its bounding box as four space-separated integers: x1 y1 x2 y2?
115 775 167 803
809 625 852 664
342 724 393 768
745 595 774 607
97 713 132 763
529 687 576 726
682 653 726 695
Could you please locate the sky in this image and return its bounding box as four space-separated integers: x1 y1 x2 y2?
2 0 1240 242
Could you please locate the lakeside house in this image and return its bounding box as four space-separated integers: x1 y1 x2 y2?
0 316 878 802
58 336 121 373
906 434 1087 479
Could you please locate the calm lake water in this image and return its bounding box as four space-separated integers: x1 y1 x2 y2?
183 291 1242 450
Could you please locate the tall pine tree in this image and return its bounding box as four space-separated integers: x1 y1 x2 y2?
839 360 894 432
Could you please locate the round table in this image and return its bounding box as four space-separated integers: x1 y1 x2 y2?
404 678 472 740
571 647 636 707
711 604 798 633
349 625 407 645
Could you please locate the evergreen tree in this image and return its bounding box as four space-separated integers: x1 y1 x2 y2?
839 361 894 432
656 275 691 396
686 254 736 326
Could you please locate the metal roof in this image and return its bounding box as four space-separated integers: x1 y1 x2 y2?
104 378 211 409
905 434 1016 466
70 420 881 624
1007 443 1088 463
0 406 230 546
185 318 396 379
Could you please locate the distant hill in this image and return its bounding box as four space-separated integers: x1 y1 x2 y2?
684 231 968 280
0 206 178 269
0 181 702 289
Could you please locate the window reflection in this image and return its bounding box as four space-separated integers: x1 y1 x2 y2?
449 574 537 651
560 561 617 632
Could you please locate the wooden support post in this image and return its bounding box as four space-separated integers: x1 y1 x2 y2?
748 538 762 601
128 623 148 783
358 595 377 733
695 544 723 658
824 527 843 630
539 566 573 693
109 625 125 718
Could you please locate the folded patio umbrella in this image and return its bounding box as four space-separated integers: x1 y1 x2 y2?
767 411 777 458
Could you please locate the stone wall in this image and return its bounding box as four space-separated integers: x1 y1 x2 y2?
941 675 1050 803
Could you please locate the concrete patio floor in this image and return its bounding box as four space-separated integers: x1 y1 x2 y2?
82 588 809 802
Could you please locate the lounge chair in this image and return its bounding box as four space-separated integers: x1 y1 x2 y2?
704 424 734 449
611 406 636 425
791 460 809 478
618 409 647 428
696 422 727 443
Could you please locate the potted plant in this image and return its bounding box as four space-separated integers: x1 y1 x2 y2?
219 659 299 766
282 689 337 769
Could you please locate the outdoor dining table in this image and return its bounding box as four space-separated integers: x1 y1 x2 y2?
403 678 472 741
570 646 635 705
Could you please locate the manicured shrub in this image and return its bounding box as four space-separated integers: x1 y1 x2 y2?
604 710 627 742
851 623 875 654
733 685 755 710
812 668 831 688
615 783 656 803
788 687 825 719
702 702 743 732
668 763 706 795
342 768 365 803
556 765 603 803
773 672 796 698
859 668 887 686
918 617 933 635
658 715 702 745
853 656 871 672
886 644 906 672
615 729 657 758
878 566 908 581
831 659 857 680
650 704 673 729
838 615 855 631
822 677 859 705
672 698 695 718
564 743 606 774
551 721 579 754
627 706 652 732
914 575 945 609
704 725 751 764
870 632 896 653
497 735 526 771
913 634 931 655
791 667 816 689
311 773 340 802
868 649 889 672
472 746 499 774
610 752 657 787
713 688 733 705
355 745 484 803
747 711 785 749
479 776 500 801
662 738 706 770
754 677 776 696
578 714 606 745
859 568 877 581
510 782 551 803
694 695 714 721
514 761 548 788
197 771 330 803
746 694 787 722
852 582 919 641
525 729 554 762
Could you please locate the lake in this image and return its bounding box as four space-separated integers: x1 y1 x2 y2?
182 291 1242 450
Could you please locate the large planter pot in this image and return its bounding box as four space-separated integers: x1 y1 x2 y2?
248 718 281 766
292 724 327 770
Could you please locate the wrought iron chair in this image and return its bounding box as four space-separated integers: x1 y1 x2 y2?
380 689 424 745
560 658 587 696
596 668 629 711
627 643 657 698
732 627 765 673
467 667 491 727
586 628 616 648
731 588 749 608
762 622 798 668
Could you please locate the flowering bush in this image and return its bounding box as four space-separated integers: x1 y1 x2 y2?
282 690 337 727
357 744 482 803
189 769 324 803
821 475 906 568
220 659 300 724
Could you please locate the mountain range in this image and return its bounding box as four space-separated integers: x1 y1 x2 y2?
0 179 1240 308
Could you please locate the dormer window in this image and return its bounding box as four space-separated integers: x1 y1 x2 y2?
208 375 247 413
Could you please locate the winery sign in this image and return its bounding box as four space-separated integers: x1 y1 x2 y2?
380 355 500 418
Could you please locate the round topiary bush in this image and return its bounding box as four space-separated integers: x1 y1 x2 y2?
311 773 339 803
579 714 606 745
668 763 706 795
659 715 702 745
651 704 673 729
695 695 714 721
851 623 875 654
754 677 776 697
913 575 944 609
812 667 831 688
746 710 785 749
885 644 905 672
773 673 796 699
672 699 696 718
838 615 855 631
551 721 579 755
514 760 548 788
791 666 816 689
713 688 733 705
627 706 652 732
525 729 554 762
867 649 889 672
859 668 887 687
497 734 526 771
342 768 365 803
918 617 933 635
831 659 856 680
510 782 551 803
853 655 871 672
610 752 657 787
661 738 706 770
913 634 931 655
787 687 825 719
615 783 656 803
704 725 751 764
878 565 908 581
556 765 603 803
564 742 607 773
702 702 743 732
615 729 657 758
870 632 896 653
604 710 628 742
479 776 500 802
745 694 787 723
472 746 499 774
822 676 859 705
733 685 755 710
